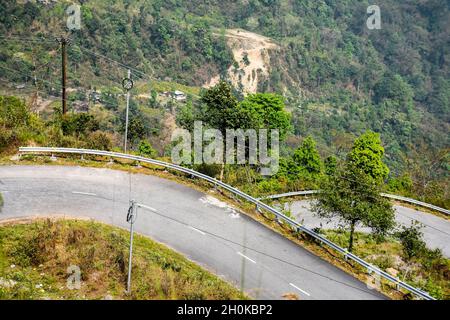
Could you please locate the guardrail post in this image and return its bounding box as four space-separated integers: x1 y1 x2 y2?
50 154 57 162
275 216 282 225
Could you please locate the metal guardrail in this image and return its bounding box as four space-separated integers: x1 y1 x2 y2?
259 191 449 216
381 193 450 216
258 190 319 200
17 147 435 300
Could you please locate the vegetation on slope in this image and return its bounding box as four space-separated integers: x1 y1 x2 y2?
0 1 448 207
323 229 449 300
0 219 246 300
0 1 448 173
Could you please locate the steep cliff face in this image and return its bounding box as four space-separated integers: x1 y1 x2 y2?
206 29 279 94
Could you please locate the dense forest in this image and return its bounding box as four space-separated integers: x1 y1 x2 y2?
0 0 448 206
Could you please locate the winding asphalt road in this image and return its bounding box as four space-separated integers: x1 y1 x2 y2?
285 200 450 257
0 165 387 300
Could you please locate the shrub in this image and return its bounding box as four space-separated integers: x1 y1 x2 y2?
0 96 30 129
194 163 222 178
86 131 112 150
60 113 99 136
396 221 426 260
138 140 157 158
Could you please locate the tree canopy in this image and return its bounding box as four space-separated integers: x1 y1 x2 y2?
313 131 395 252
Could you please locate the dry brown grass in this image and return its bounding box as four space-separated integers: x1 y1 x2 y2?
0 218 247 300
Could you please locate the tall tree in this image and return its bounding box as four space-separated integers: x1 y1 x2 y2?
292 136 323 175
199 80 239 134
346 131 389 183
236 93 291 141
313 131 395 252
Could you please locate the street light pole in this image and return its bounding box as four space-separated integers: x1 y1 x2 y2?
124 201 157 295
126 200 137 295
123 69 132 152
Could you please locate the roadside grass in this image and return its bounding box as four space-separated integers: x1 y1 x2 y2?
322 230 450 300
0 219 247 300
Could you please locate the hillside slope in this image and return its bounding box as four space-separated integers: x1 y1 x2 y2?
0 0 448 178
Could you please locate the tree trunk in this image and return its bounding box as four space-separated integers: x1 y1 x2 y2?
348 221 356 253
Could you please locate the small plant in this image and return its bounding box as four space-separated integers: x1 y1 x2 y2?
138 140 157 158
396 221 426 260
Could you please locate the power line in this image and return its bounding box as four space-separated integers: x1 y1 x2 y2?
32 47 61 72
0 35 57 44
0 64 61 89
75 46 155 82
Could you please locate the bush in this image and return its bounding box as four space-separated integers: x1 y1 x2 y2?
0 96 44 152
194 163 222 178
86 131 112 150
396 221 426 260
60 113 99 136
138 140 157 158
0 96 30 129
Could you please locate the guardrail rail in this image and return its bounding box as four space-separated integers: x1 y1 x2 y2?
17 146 436 300
259 191 449 216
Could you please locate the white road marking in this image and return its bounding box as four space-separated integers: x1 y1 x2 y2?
188 226 206 235
237 252 256 264
72 191 97 197
289 283 311 296
137 203 158 213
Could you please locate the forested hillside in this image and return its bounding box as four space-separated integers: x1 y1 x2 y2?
0 0 448 205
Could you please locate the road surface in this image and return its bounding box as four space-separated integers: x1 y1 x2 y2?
0 165 386 300
285 200 450 257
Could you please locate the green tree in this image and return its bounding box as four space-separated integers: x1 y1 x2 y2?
138 140 157 158
346 131 389 183
313 132 395 252
236 93 291 141
176 100 196 131
374 73 414 113
199 80 239 134
292 136 323 175
396 222 426 260
324 155 337 175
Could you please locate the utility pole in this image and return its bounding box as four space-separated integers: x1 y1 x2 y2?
59 37 68 115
